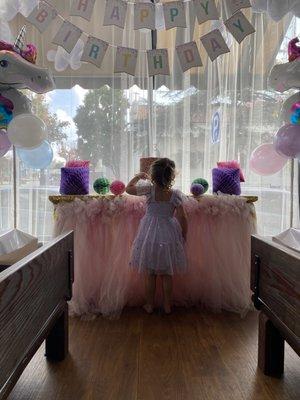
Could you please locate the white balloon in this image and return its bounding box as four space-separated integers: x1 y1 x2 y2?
252 0 300 21
7 113 47 149
281 92 300 124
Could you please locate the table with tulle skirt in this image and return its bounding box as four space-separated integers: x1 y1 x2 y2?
49 194 257 317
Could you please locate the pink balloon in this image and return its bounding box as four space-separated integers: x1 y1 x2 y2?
250 143 288 176
291 102 300 112
0 129 11 157
274 124 300 158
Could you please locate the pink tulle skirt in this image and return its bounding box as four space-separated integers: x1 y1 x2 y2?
53 195 257 317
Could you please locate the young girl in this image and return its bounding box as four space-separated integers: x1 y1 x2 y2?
126 158 188 314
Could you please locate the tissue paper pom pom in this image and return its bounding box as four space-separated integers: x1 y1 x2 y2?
66 160 90 168
212 168 241 195
110 180 125 196
217 160 245 182
192 178 209 193
190 183 205 197
60 167 89 195
93 177 110 195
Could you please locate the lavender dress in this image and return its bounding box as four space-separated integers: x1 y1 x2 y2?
130 185 187 275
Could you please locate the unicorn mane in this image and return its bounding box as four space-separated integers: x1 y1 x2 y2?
0 40 37 64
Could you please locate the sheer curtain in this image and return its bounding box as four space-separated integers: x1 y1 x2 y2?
0 153 14 232
1 1 299 241
3 0 152 241
153 4 299 236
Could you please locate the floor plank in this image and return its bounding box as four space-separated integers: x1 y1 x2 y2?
7 309 300 400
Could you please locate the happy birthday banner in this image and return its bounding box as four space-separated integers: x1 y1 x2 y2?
26 0 255 76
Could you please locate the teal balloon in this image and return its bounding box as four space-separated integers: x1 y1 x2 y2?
293 108 300 117
290 113 300 125
17 140 53 169
192 178 209 193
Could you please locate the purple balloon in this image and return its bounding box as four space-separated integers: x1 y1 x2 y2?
0 129 11 157
274 124 300 158
249 143 288 176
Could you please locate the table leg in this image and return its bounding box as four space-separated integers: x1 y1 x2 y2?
258 312 285 376
45 303 69 361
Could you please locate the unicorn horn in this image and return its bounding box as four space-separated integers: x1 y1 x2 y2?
14 25 26 54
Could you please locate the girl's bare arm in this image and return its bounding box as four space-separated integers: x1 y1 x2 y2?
126 173 149 195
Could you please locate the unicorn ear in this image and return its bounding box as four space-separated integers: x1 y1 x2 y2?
14 25 26 54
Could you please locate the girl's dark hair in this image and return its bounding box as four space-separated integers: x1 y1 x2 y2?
150 158 175 189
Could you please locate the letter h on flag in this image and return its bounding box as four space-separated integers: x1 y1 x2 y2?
70 0 96 21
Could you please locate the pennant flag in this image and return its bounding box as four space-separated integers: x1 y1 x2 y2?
26 1 57 33
70 0 96 21
163 1 186 30
176 41 203 72
147 49 170 76
227 0 252 15
52 20 82 54
114 46 138 76
200 29 230 61
134 3 156 30
224 11 255 44
193 0 219 24
81 36 109 68
103 0 127 29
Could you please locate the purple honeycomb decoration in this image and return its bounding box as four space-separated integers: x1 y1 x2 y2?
212 168 241 195
60 167 89 195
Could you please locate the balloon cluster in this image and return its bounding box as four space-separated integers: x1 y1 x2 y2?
0 97 53 169
5 112 53 169
273 99 300 160
0 28 55 169
250 38 300 176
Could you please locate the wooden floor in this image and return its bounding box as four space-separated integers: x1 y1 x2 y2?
8 309 300 400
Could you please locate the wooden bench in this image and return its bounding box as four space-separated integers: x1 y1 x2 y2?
0 231 74 399
251 235 300 376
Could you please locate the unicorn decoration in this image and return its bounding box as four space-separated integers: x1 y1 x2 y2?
0 26 55 120
249 37 300 176
0 25 54 94
0 26 55 159
269 37 300 93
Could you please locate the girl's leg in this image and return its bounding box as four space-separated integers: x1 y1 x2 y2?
162 275 173 314
144 273 156 313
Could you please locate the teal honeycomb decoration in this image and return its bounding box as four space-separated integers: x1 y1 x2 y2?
93 177 110 195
